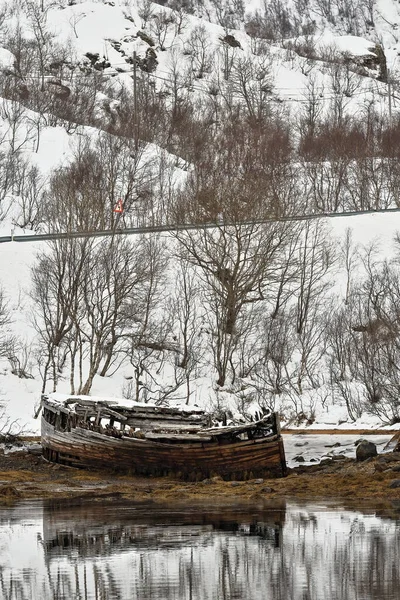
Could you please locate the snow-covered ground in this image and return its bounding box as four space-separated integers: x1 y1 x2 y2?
283 433 393 468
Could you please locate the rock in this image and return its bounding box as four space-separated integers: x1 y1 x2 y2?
356 440 377 461
250 478 264 485
231 481 241 487
294 442 309 447
261 486 273 493
137 31 155 47
220 34 242 48
389 479 400 489
325 442 341 448
391 465 400 472
319 458 332 466
368 43 387 82
293 455 305 463
27 444 42 456
137 48 158 73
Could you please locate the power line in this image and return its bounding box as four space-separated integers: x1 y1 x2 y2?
2 207 400 245
25 58 385 102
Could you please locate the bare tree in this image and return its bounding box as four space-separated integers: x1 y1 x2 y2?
295 220 336 335
229 54 273 122
0 288 12 357
174 221 292 386
43 131 156 232
170 0 188 35
138 0 154 28
149 8 176 51
13 160 46 230
325 306 364 420
31 234 167 395
325 241 400 424
326 57 362 126
31 237 92 393
298 73 324 139
249 308 297 408
77 235 162 394
169 260 204 402
164 48 192 125
184 25 214 79
123 236 172 402
340 227 358 304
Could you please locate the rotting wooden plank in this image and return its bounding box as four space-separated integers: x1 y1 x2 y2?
203 419 275 436
43 403 71 416
75 410 207 426
125 420 205 431
74 407 128 421
97 408 128 421
124 413 208 423
63 398 120 408
64 397 206 418
144 432 213 442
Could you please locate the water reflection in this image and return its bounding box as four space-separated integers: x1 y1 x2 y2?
0 499 399 599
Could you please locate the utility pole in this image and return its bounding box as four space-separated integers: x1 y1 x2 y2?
133 49 139 151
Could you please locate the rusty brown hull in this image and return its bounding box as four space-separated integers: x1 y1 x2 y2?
41 417 287 479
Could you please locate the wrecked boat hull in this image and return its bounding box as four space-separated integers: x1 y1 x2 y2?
41 396 287 480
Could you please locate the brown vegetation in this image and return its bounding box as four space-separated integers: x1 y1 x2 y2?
1 448 400 507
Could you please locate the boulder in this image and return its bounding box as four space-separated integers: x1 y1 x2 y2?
356 440 377 461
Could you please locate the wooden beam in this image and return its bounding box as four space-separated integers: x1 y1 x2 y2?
144 432 213 442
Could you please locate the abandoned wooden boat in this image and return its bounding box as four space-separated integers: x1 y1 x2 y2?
41 394 287 479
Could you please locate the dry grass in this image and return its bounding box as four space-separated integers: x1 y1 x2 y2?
1 450 400 507
0 469 41 482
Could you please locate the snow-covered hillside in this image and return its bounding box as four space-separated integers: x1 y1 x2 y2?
1 0 400 437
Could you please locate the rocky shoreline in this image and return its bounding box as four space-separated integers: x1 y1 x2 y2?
1 441 400 507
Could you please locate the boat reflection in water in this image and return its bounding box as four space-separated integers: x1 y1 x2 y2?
43 501 283 558
1 499 400 599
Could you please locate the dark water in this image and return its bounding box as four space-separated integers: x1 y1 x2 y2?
0 499 400 600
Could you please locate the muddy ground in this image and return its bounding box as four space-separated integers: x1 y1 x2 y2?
1 443 400 508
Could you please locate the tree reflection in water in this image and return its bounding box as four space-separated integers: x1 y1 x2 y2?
0 501 399 599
